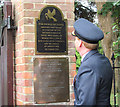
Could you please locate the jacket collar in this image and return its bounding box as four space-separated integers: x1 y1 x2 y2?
82 49 98 63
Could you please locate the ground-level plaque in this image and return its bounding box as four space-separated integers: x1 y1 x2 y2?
35 5 68 55
34 57 69 104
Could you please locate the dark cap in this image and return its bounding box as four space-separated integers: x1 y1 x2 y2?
72 18 104 44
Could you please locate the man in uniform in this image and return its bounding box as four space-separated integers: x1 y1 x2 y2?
72 18 113 106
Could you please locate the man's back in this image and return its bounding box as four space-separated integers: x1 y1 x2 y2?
74 50 113 105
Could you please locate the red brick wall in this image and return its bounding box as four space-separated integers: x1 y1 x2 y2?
11 0 76 105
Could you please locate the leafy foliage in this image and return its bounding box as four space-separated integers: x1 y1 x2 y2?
0 2 4 24
0 3 3 38
75 0 97 22
98 41 104 55
99 0 120 60
75 49 81 73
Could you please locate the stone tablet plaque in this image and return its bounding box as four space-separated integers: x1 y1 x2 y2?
35 5 68 55
34 58 69 104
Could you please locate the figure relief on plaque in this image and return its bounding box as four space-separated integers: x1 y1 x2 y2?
45 9 57 22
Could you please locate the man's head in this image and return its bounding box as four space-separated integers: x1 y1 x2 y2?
72 18 104 55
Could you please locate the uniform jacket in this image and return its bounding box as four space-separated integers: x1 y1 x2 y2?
74 49 113 106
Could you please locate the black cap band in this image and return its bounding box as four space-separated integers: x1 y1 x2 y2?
75 31 98 44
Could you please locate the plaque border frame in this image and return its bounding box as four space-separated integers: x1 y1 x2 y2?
35 5 68 55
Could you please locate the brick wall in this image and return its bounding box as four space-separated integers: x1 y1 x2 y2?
11 0 76 105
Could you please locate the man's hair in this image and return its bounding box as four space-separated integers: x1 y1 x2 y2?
83 41 98 50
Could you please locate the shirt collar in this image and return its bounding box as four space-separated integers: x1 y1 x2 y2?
81 51 90 62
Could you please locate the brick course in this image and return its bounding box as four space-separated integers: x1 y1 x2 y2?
11 0 75 105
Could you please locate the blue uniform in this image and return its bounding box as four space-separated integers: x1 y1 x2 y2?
74 50 113 106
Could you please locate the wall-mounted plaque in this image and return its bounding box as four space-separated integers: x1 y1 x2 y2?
35 5 68 55
34 58 69 104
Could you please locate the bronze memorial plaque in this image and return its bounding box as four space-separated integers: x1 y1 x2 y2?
34 58 69 104
35 5 68 55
